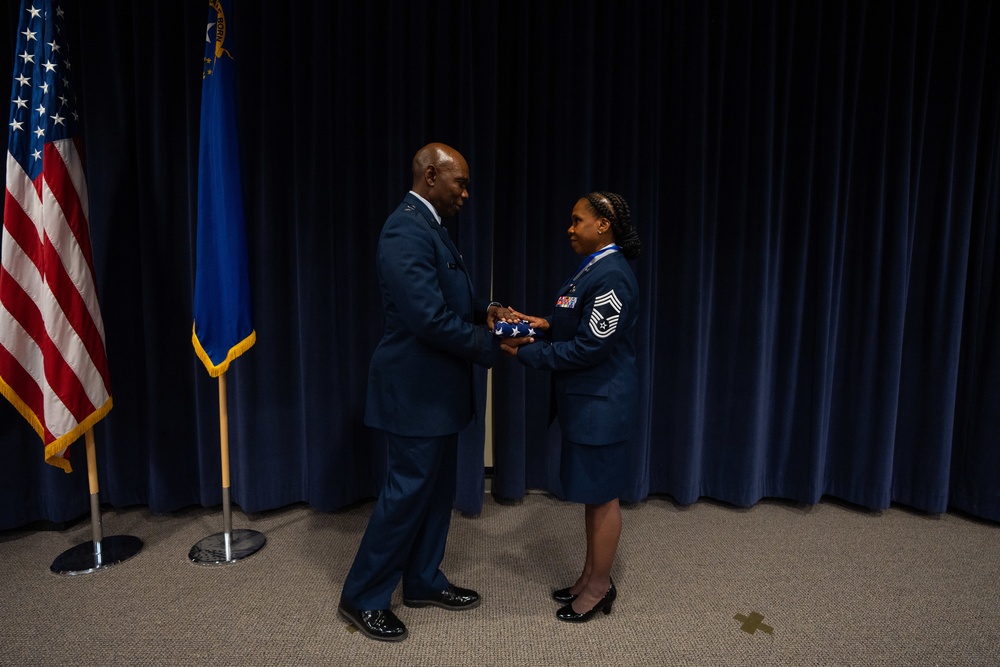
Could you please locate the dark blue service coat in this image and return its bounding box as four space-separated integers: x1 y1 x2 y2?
364 193 500 437
517 250 639 445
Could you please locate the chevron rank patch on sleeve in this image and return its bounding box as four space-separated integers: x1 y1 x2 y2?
589 289 622 338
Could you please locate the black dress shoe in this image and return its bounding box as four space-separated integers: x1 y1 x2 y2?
338 602 408 641
556 583 617 623
552 577 612 604
403 584 481 610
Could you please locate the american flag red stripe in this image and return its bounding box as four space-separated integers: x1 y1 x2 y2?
2 149 111 470
1 1 111 472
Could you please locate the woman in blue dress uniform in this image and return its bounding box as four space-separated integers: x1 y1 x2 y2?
502 191 641 623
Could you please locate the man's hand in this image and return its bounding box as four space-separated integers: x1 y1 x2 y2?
500 335 535 356
487 303 514 330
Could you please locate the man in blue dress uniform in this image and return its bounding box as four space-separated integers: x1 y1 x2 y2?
339 143 506 641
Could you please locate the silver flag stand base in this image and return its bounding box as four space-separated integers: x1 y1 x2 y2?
50 494 142 575
188 488 265 565
51 534 144 575
189 528 266 565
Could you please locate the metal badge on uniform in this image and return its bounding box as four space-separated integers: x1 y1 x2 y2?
404 204 416 211
556 295 578 309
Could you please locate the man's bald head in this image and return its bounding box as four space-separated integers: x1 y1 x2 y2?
410 142 470 219
411 143 460 184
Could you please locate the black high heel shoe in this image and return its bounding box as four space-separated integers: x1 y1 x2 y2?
552 577 613 604
556 582 617 623
552 587 576 603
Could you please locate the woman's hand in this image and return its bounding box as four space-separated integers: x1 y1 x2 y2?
505 307 550 332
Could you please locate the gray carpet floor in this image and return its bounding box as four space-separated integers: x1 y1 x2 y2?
1 493 998 666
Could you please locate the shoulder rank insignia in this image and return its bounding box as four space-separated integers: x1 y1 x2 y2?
589 289 622 338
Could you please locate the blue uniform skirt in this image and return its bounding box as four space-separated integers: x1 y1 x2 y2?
560 438 629 504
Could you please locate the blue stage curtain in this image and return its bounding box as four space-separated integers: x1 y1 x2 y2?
1 1 998 530
489 0 1000 522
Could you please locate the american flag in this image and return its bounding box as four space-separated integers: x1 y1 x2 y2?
0 0 111 472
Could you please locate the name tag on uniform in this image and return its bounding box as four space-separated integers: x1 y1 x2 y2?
556 295 577 309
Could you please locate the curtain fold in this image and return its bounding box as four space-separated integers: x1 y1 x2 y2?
490 0 1000 521
1 0 998 531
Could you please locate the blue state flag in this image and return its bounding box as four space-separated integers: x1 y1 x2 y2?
193 0 255 376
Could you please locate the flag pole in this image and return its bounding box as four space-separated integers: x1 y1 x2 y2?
188 371 265 565
50 429 143 575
